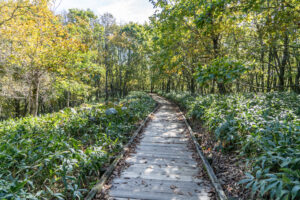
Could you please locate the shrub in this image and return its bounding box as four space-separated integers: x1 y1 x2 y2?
0 92 156 199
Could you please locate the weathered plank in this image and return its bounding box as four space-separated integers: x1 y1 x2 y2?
140 136 189 144
123 164 199 176
137 142 190 149
109 190 210 200
136 145 189 152
134 152 194 159
112 177 206 188
126 156 198 167
120 171 201 182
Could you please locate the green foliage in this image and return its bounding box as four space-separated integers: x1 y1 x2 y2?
196 57 247 86
159 91 300 199
0 92 155 199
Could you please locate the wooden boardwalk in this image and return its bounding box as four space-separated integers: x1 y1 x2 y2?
107 96 212 200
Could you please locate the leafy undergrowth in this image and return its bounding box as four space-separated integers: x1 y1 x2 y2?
0 92 156 200
158 91 300 200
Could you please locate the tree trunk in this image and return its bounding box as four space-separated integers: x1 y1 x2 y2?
166 78 171 93
295 58 300 93
31 72 40 116
212 34 226 94
236 79 240 93
105 43 109 101
293 43 300 93
278 33 289 91
217 82 226 94
267 47 272 92
23 98 28 116
190 77 195 94
14 99 20 118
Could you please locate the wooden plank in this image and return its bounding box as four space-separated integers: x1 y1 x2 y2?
112 177 205 187
126 163 198 170
109 184 208 197
124 163 198 170
109 189 210 200
136 145 189 152
134 152 193 159
135 149 192 156
142 134 185 138
123 164 199 175
140 136 189 143
138 142 190 149
139 140 187 145
126 156 198 167
111 178 209 195
108 198 141 200
120 171 201 182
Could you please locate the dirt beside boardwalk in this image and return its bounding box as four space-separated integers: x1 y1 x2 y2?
189 120 251 200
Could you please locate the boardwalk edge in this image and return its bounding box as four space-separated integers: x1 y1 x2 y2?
179 108 228 200
85 101 160 200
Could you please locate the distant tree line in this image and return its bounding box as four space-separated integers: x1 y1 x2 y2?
0 0 150 119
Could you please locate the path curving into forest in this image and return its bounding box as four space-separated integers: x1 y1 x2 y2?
106 95 214 200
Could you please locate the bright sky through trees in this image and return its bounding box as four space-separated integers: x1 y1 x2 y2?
55 0 155 24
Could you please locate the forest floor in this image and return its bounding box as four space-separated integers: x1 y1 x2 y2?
97 95 216 200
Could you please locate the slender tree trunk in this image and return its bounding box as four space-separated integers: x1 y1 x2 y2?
236 79 240 93
31 71 40 116
212 34 226 94
273 75 277 89
258 28 265 92
267 47 272 92
294 49 300 93
256 73 259 92
211 79 215 93
14 99 20 118
150 71 154 93
123 71 128 97
217 82 226 94
119 68 122 97
105 43 109 101
166 78 171 93
23 98 28 116
67 90 70 107
190 66 195 94
295 64 300 93
279 33 289 91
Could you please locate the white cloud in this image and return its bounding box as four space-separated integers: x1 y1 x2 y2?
96 0 154 24
56 0 155 24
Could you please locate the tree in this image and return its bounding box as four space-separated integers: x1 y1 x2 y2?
0 0 82 116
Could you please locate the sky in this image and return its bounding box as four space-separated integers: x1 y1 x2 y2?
55 0 156 24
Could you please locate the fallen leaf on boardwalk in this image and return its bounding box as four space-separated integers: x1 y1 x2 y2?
170 185 177 189
174 189 184 195
103 184 112 190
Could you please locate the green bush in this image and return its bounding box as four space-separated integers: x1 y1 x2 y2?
0 92 156 199
159 91 300 200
